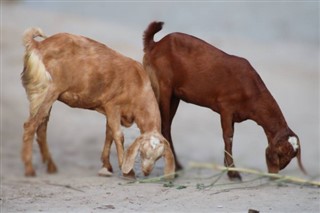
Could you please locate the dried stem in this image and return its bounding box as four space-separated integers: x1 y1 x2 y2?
189 162 320 187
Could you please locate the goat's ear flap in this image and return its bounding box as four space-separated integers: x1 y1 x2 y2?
162 140 176 179
122 137 141 174
296 138 307 175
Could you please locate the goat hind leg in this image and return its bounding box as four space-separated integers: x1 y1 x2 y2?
22 89 58 176
168 96 183 170
36 107 57 174
22 111 52 176
160 92 183 171
22 118 38 176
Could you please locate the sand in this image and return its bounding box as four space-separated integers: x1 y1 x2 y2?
1 2 319 212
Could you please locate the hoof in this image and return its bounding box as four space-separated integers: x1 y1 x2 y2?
175 162 183 171
227 171 242 181
164 173 176 180
47 161 58 174
25 169 36 177
123 170 136 179
98 167 113 177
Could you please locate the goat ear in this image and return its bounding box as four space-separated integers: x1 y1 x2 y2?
162 140 175 179
122 137 141 174
296 138 307 175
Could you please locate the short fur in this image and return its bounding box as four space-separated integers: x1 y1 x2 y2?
142 21 306 180
21 27 175 178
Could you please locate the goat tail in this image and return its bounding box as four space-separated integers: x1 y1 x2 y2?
143 21 164 52
21 28 51 117
23 27 46 52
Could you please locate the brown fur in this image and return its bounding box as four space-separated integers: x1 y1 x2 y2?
21 28 175 178
143 21 306 180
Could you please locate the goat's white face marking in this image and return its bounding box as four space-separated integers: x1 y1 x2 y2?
150 136 160 149
288 136 299 151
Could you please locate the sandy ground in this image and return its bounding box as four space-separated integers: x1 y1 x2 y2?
1 2 319 212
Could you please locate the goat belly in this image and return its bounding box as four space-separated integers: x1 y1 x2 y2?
58 91 102 109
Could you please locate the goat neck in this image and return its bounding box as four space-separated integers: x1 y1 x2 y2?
250 90 289 145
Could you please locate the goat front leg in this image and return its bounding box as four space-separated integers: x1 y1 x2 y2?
105 113 126 169
112 127 135 178
105 113 136 178
98 124 114 176
36 107 57 174
220 112 241 180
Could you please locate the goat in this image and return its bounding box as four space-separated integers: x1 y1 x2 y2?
21 27 175 179
142 21 306 180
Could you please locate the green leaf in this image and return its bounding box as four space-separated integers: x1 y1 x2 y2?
163 182 174 188
176 185 187 190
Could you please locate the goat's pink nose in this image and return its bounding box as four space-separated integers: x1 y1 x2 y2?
143 168 152 176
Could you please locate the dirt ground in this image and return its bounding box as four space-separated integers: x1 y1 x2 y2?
1 2 319 212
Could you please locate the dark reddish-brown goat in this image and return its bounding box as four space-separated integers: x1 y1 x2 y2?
143 21 306 180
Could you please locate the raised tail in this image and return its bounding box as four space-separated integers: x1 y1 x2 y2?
22 27 46 52
143 21 164 52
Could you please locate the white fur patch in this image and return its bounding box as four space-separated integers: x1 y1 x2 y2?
288 136 299 151
150 136 160 149
98 167 113 177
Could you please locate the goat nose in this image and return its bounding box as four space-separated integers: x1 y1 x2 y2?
143 169 151 176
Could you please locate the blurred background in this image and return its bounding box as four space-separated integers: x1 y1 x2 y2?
1 1 319 178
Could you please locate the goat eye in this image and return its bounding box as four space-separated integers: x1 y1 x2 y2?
140 152 146 158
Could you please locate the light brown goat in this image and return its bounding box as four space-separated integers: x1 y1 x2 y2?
143 21 306 180
21 28 175 178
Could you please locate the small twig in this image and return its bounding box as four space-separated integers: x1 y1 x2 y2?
189 162 320 187
224 150 235 167
204 169 227 189
215 175 265 187
123 168 187 185
8 196 26 200
43 181 85 192
210 181 270 195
